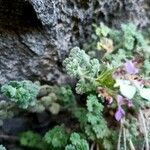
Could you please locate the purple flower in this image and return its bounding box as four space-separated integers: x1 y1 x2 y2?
115 95 125 121
115 95 133 121
127 100 133 107
117 95 124 105
115 106 125 121
117 95 133 107
124 60 138 74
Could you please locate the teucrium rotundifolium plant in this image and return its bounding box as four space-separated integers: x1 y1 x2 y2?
63 22 150 149
0 23 150 150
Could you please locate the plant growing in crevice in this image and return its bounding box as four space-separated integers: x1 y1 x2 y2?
44 125 69 149
19 131 49 150
63 26 150 149
1 22 150 150
63 47 101 94
65 132 89 150
1 81 75 115
29 84 75 114
1 80 40 109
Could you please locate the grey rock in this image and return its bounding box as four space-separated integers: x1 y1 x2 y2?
0 0 149 86
2 118 29 135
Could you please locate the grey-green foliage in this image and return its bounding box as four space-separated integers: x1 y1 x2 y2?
144 59 150 75
65 133 89 150
95 23 150 72
85 95 110 140
32 84 60 114
56 85 75 107
73 95 110 141
105 48 132 67
73 107 87 128
125 117 139 141
0 100 15 120
29 85 75 114
110 23 150 52
0 145 6 150
1 81 40 109
121 23 137 50
44 125 69 149
95 22 110 37
63 47 100 94
19 131 49 150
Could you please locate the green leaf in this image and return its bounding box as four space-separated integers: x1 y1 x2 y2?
56 85 75 106
48 103 60 115
96 68 116 89
63 47 100 93
44 125 69 148
115 79 136 99
86 95 109 140
120 84 136 99
86 95 103 113
65 133 89 150
140 88 150 101
19 131 48 150
65 145 76 150
99 23 110 37
1 81 40 108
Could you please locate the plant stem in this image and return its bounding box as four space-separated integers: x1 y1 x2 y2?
90 142 95 150
129 139 136 150
123 126 127 150
96 143 100 150
139 109 149 150
117 119 123 150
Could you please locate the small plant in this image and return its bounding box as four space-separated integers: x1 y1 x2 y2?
1 81 75 115
1 80 40 108
1 23 150 150
63 47 100 94
95 22 150 75
0 100 16 119
85 95 110 139
65 133 89 150
30 84 75 114
63 22 150 149
44 125 69 149
19 131 49 150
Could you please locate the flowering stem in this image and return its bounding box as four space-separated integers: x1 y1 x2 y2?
139 109 149 150
117 119 123 150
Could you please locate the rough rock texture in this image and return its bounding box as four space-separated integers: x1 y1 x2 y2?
0 0 150 85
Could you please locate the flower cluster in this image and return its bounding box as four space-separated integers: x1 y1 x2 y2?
113 60 150 121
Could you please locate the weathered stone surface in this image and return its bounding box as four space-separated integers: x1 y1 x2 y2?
0 0 149 86
2 118 29 135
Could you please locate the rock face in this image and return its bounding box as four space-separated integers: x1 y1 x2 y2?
0 0 149 85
